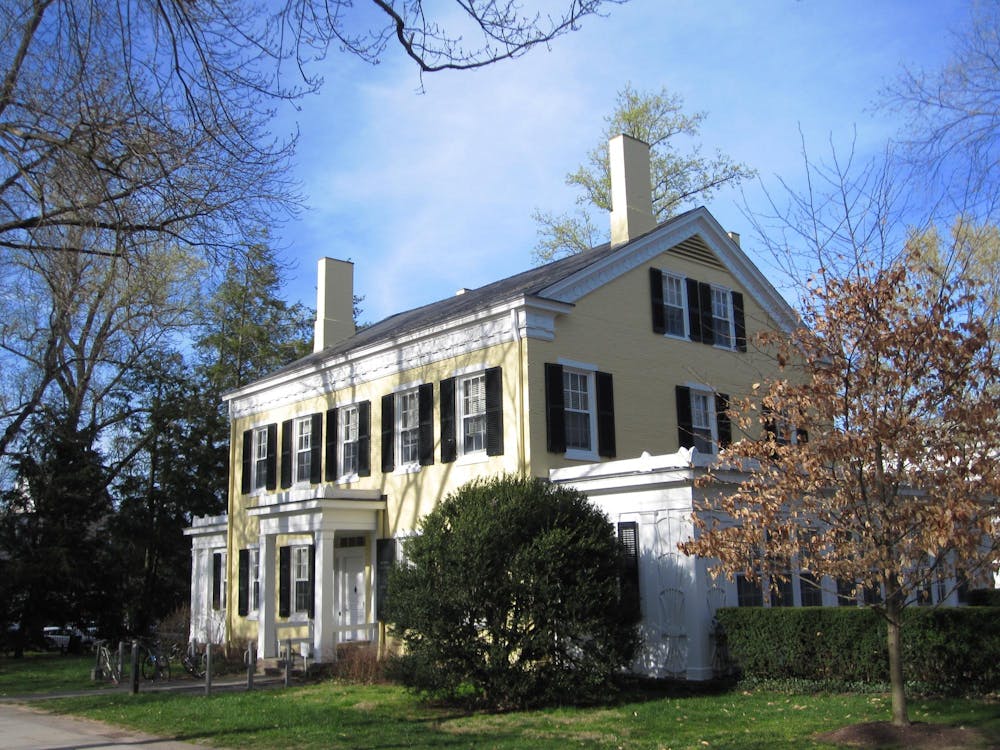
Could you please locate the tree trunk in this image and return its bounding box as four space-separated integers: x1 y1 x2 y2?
885 594 909 726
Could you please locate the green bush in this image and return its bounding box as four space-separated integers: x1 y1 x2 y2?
716 606 1000 695
386 474 640 709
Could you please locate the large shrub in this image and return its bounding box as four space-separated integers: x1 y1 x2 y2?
386 474 640 709
716 606 1000 695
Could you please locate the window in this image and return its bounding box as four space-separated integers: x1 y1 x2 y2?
212 551 227 611
799 572 824 606
294 417 312 482
689 390 714 453
563 370 593 452
676 386 731 454
253 427 269 490
711 286 734 349
460 374 487 454
397 389 420 466
662 273 686 337
294 547 311 613
736 573 763 607
249 547 260 612
340 405 360 476
544 363 615 459
769 574 795 607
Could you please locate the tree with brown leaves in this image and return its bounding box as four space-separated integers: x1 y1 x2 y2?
681 226 1000 726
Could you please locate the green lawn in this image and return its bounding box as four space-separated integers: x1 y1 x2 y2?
5 655 998 748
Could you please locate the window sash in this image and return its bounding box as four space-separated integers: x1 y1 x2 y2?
397 390 420 465
711 287 734 348
662 274 686 337
294 417 312 482
253 428 268 489
562 370 592 451
460 374 487 454
293 547 310 612
689 391 714 453
340 406 360 477
249 548 260 612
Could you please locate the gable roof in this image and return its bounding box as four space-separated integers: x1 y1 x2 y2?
244 206 796 390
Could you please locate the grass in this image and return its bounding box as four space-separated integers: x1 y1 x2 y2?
5 655 998 748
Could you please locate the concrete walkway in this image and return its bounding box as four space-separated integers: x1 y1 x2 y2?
0 702 206 749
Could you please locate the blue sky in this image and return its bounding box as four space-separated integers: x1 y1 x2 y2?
271 1 970 324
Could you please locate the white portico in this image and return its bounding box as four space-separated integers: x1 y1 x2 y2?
248 489 385 662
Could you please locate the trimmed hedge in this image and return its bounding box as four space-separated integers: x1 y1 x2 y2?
715 606 1000 695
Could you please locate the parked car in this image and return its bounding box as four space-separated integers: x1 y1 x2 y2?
43 626 95 653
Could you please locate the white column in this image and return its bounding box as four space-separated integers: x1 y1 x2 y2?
189 547 200 643
258 534 277 658
313 530 337 662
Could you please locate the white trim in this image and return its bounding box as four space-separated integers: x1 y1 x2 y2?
557 357 600 372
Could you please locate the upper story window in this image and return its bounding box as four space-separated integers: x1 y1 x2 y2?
340 405 360 476
397 389 420 466
662 273 687 337
711 286 734 349
676 385 731 454
294 416 313 482
440 368 504 463
241 423 276 494
381 384 433 473
326 402 371 481
649 267 746 351
544 362 615 460
253 427 269 489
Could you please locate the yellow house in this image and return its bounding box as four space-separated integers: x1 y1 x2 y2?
185 135 798 677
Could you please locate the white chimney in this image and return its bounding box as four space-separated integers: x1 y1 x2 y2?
313 257 355 353
609 133 656 247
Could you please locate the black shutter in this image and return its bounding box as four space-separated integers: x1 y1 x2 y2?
212 552 222 610
440 377 457 463
307 544 316 619
265 423 278 490
309 413 323 484
650 268 666 334
280 420 293 488
732 291 747 352
763 406 777 442
241 430 253 494
676 385 693 449
545 363 566 453
325 408 338 481
418 383 434 466
716 393 732 448
381 394 394 472
278 546 291 618
237 548 249 617
698 281 715 345
596 371 616 458
485 366 504 456
618 521 641 622
376 538 397 622
796 427 809 444
358 401 371 477
686 278 702 343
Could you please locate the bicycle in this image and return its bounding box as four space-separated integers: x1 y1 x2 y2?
138 639 171 682
94 640 121 684
170 641 207 680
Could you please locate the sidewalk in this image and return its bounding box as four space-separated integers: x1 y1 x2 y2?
0 701 207 749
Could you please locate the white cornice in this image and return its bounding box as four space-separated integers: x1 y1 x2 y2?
227 295 569 420
540 207 799 334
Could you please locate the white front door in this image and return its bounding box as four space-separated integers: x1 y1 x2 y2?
336 548 367 641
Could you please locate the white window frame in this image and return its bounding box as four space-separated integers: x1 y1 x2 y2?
293 546 310 614
396 388 421 468
338 404 360 480
711 285 735 350
249 547 260 614
562 366 598 460
662 272 688 338
293 416 312 484
457 372 487 457
688 386 717 455
252 427 268 491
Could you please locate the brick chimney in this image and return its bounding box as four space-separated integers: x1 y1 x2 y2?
609 133 656 248
313 257 355 353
